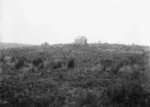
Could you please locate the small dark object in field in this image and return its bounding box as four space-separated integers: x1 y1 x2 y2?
39 64 44 69
101 59 113 70
111 62 124 74
52 60 62 69
15 59 25 69
33 58 43 67
77 92 97 107
11 56 17 63
105 81 150 107
0 57 4 62
68 58 75 68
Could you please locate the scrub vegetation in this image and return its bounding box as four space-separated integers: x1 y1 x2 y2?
0 43 150 107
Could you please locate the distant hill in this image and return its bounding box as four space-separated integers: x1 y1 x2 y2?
0 42 36 50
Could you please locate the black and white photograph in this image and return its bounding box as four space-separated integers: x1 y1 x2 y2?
0 0 150 107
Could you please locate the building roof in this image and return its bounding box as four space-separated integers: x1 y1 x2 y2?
74 36 87 41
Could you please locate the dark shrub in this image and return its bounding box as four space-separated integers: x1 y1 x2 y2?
33 58 43 67
52 60 62 69
76 91 98 107
11 56 17 63
104 81 150 107
15 59 25 69
101 59 113 67
0 57 4 62
106 82 126 104
39 64 44 70
68 59 75 68
111 61 124 74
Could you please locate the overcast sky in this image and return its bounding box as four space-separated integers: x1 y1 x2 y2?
1 0 150 45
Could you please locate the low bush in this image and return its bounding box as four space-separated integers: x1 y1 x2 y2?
68 59 75 68
52 60 62 69
103 79 150 107
76 91 98 107
15 59 25 69
32 58 43 67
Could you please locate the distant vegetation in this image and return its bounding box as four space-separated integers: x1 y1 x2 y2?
0 43 150 107
0 42 36 50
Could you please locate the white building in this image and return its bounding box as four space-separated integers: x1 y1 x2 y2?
74 36 88 46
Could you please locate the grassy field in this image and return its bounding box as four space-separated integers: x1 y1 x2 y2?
0 43 150 107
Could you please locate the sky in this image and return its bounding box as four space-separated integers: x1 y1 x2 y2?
1 0 150 46
0 0 2 42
